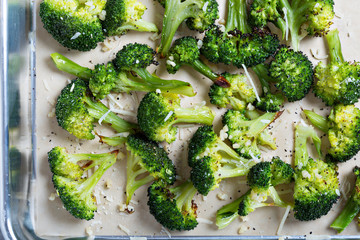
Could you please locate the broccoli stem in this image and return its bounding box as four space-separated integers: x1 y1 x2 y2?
116 19 158 33
217 165 250 178
252 64 274 93
303 110 329 133
173 106 214 125
294 125 322 167
84 96 138 133
51 53 92 80
126 151 155 204
216 139 243 160
98 135 127 146
326 29 344 64
132 68 196 96
216 192 247 229
268 186 292 208
225 0 250 33
170 181 197 211
246 112 278 137
190 59 219 82
330 195 360 233
158 0 201 56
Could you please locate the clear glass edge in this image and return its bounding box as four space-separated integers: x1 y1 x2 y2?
0 0 359 239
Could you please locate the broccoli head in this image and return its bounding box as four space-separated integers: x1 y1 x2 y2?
313 29 360 106
293 124 339 221
157 0 219 56
101 0 158 36
304 105 360 163
48 147 118 220
55 79 137 139
125 134 176 204
39 0 106 51
269 46 314 102
137 92 214 143
188 125 254 195
147 180 198 231
331 166 360 233
222 109 281 159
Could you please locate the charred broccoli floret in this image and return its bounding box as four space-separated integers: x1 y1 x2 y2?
48 146 118 220
304 105 360 163
216 157 293 229
293 124 339 221
250 0 335 51
137 92 214 143
157 0 219 57
51 51 195 99
331 166 360 233
188 125 254 195
222 109 281 159
269 46 314 102
313 29 360 106
55 79 137 140
147 180 198 231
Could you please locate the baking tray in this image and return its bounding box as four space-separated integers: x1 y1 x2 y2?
2 0 360 238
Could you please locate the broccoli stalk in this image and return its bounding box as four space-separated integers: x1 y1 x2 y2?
293 124 340 221
48 146 119 220
148 180 198 231
225 0 250 33
157 0 219 57
55 79 137 140
331 167 360 233
51 52 195 99
313 29 360 106
304 105 360 163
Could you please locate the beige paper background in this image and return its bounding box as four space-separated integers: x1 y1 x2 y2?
35 0 360 237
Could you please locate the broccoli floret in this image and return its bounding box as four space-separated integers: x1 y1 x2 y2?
313 29 360 106
125 134 176 204
48 146 118 220
304 105 360 163
147 180 198 231
250 0 335 51
137 92 214 143
51 51 195 99
216 157 293 229
269 46 314 102
331 166 360 233
188 125 254 195
200 0 280 68
222 109 281 159
252 63 285 112
39 0 106 51
101 0 158 36
55 79 137 140
208 72 256 111
293 124 339 221
157 0 219 57
167 36 230 87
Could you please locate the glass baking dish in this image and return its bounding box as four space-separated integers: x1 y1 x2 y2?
2 0 360 239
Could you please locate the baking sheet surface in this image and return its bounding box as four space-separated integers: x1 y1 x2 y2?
34 0 360 237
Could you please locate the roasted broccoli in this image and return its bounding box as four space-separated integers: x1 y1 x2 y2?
216 157 293 229
252 63 285 112
313 29 360 106
48 146 118 220
293 124 339 221
124 134 176 205
51 51 194 99
304 105 360 163
55 79 137 140
269 46 314 102
200 0 280 68
156 0 219 56
331 166 360 233
188 125 254 195
137 92 214 143
101 0 158 36
147 180 198 231
39 0 157 51
250 0 335 51
222 109 281 159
